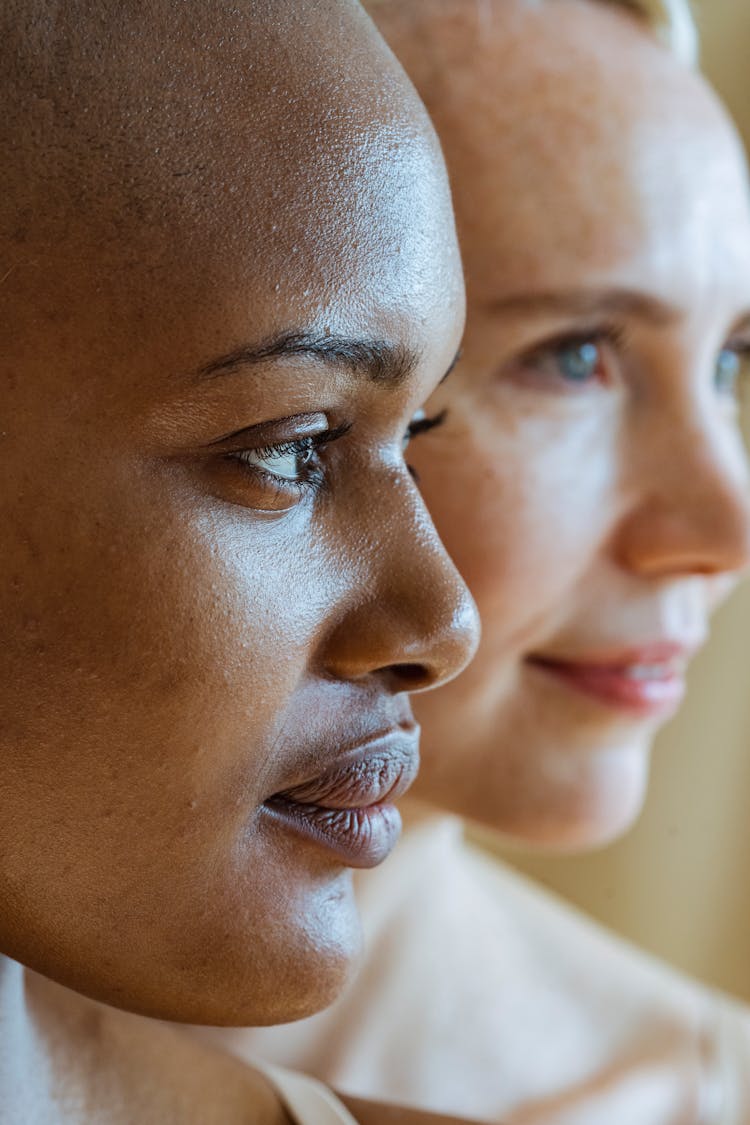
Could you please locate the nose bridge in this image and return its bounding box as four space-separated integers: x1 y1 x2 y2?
615 396 750 577
323 478 480 690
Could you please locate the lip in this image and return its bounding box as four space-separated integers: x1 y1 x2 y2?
526 643 698 718
262 726 420 869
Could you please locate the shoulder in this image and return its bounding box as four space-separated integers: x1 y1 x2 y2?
39 976 290 1125
339 1093 492 1125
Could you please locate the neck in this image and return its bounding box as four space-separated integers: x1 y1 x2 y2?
0 955 292 1124
0 956 56 1119
400 795 460 832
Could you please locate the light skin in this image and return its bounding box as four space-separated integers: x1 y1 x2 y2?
0 1 481 1118
369 0 750 850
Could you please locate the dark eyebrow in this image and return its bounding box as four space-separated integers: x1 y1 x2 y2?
193 330 420 387
484 288 681 327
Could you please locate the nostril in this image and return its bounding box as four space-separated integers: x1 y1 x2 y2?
392 663 431 689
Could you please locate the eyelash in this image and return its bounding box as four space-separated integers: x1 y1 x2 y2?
403 409 447 483
228 410 447 498
229 422 352 499
404 409 448 444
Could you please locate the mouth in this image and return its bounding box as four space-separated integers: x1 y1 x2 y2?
262 726 420 869
526 644 695 718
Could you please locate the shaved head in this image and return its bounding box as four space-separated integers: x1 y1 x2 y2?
1 0 451 325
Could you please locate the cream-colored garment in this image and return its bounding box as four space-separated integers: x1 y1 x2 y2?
197 815 750 1125
257 1061 359 1125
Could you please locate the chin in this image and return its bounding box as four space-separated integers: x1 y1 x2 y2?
16 868 364 1029
175 878 365 1028
494 740 653 855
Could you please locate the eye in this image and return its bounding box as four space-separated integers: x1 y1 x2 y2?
506 326 625 394
715 344 750 399
556 341 602 383
222 421 352 512
237 438 318 482
526 335 613 388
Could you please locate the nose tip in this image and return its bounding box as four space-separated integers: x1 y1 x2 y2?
617 485 750 579
321 513 480 692
616 422 750 580
385 584 481 694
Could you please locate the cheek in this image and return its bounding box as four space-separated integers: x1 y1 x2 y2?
413 408 621 636
0 464 332 820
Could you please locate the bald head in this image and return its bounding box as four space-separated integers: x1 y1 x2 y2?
2 0 455 310
1 0 465 386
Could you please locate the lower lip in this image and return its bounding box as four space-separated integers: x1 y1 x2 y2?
262 797 402 869
528 659 686 718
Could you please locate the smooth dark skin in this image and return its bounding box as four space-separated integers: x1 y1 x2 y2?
0 0 480 1119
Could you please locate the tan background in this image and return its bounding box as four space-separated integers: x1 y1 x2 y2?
486 0 750 1004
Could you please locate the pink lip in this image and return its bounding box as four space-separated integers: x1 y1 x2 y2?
262 727 420 869
526 643 698 718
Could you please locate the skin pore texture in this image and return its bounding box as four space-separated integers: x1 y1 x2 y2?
380 0 750 849
0 1 482 1120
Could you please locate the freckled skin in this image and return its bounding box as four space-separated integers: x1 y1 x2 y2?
0 0 478 1036
373 0 750 848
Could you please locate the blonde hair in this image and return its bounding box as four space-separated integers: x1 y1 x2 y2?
367 0 699 67
606 0 698 65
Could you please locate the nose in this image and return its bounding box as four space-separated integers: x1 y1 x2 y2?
322 479 480 692
613 406 750 579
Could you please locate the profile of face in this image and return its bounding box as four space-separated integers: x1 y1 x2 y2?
375 0 750 849
0 1 478 1025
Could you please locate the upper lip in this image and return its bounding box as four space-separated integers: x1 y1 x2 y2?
267 723 420 811
527 640 702 670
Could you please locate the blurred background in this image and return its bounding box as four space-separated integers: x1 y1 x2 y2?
480 0 750 1004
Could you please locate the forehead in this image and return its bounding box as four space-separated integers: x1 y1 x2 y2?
4 0 462 364
385 0 750 309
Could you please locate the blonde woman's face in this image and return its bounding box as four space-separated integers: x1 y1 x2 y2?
381 0 750 847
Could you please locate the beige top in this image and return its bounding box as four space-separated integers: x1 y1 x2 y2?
258 1062 359 1125
197 815 750 1125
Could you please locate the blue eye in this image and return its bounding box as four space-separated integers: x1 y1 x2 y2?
715 347 745 397
506 326 624 394
556 341 602 383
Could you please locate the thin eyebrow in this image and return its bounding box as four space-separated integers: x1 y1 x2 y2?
484 288 681 327
193 330 420 388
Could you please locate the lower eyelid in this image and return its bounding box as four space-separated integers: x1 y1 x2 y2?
218 456 316 513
